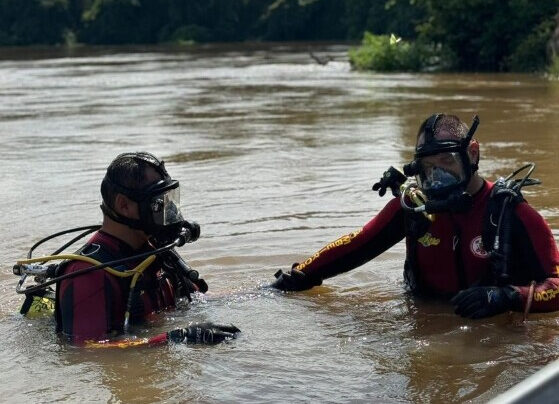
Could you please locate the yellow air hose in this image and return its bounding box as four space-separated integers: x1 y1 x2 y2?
17 253 157 329
16 254 156 278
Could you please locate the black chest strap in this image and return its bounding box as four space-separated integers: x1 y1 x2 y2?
482 164 541 285
54 242 135 332
403 212 431 294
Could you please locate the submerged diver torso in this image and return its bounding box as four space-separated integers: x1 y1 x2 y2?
273 114 559 319
56 230 178 341
281 180 559 312
17 152 239 346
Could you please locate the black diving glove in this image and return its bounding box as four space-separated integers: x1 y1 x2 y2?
372 166 407 197
181 277 208 302
190 277 209 294
271 267 322 291
167 322 240 345
451 286 522 319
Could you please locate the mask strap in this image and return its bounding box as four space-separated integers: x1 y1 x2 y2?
133 152 170 179
462 115 480 172
100 202 144 230
113 152 171 180
462 115 480 144
424 113 442 144
102 176 150 202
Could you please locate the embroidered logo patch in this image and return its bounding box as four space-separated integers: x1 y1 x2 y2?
470 235 489 258
417 232 440 247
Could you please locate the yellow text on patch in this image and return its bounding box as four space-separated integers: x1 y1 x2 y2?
534 288 559 302
417 232 440 247
296 229 362 270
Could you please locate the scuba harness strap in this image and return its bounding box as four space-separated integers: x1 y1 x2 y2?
52 238 195 333
20 230 203 329
20 243 105 319
373 162 541 294
372 166 433 294
481 164 541 286
54 241 121 331
403 212 431 294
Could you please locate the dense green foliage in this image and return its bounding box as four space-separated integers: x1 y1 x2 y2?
0 0 557 72
416 0 559 72
0 0 70 45
549 55 559 79
349 33 421 71
0 0 423 45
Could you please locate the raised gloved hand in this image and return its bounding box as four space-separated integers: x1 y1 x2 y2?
451 286 522 319
167 322 240 345
372 166 407 197
271 266 322 291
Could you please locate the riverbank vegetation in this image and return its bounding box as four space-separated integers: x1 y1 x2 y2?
1 0 558 73
548 55 559 79
350 0 559 73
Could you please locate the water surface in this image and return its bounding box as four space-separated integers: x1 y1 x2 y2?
1 43 558 403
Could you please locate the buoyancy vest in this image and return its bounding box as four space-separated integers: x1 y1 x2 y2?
54 237 177 334
403 211 432 295
403 178 538 296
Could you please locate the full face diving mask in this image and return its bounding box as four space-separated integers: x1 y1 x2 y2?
101 152 199 245
403 114 480 200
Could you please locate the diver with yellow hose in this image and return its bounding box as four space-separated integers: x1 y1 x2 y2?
14 152 239 346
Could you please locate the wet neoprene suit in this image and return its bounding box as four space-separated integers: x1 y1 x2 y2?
56 231 179 341
295 181 559 312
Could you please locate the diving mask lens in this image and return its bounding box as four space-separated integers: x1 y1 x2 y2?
417 152 466 196
151 187 184 226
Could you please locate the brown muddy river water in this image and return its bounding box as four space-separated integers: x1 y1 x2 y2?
1 43 558 403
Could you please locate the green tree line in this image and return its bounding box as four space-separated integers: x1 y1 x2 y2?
1 0 558 72
0 0 422 45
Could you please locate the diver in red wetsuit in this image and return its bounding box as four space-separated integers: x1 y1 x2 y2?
272 114 559 318
56 152 239 344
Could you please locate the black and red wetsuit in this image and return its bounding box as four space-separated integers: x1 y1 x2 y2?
55 231 177 342
295 181 559 312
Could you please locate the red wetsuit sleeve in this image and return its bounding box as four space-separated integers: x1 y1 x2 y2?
510 203 559 312
58 261 124 342
80 331 170 349
295 197 405 280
